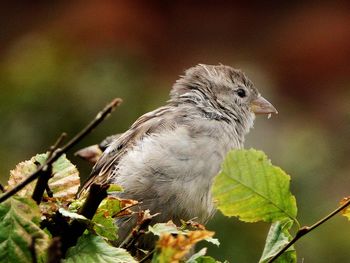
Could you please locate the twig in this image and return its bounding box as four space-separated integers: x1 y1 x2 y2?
60 183 109 255
30 237 38 263
0 98 122 203
78 183 109 219
45 184 53 198
46 237 62 263
31 165 53 204
139 248 156 263
114 201 142 217
268 198 350 262
119 210 156 249
32 133 66 204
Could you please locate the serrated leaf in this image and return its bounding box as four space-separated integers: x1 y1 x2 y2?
64 234 136 263
7 153 80 201
59 208 89 222
90 197 121 241
67 197 121 241
152 230 215 263
0 196 50 263
92 213 118 242
259 219 296 263
148 221 180 236
212 149 297 223
98 196 122 217
149 222 219 246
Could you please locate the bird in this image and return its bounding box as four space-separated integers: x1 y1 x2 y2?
78 64 277 249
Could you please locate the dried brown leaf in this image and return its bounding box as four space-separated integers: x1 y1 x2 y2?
7 153 80 200
155 230 214 263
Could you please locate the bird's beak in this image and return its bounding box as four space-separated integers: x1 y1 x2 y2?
250 96 278 115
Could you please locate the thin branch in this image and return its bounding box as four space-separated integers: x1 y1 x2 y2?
119 210 156 249
268 198 350 262
30 237 38 263
60 183 109 255
0 98 122 203
59 98 122 154
50 133 68 155
31 165 53 204
139 248 156 263
46 237 62 263
114 201 142 217
32 133 67 204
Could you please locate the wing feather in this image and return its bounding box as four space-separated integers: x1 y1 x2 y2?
78 106 181 197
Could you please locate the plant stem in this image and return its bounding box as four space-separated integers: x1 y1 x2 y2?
46 237 62 263
0 98 122 203
139 248 156 263
30 237 38 263
268 198 350 262
119 211 155 249
32 133 67 204
60 183 109 255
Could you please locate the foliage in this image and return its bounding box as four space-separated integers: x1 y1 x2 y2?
212 149 298 262
259 219 296 263
212 149 297 223
0 145 349 262
152 227 216 263
0 196 49 263
64 234 136 263
7 153 80 200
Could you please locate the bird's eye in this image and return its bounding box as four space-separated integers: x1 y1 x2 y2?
236 88 246 98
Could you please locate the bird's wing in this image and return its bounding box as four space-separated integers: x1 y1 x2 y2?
78 105 182 197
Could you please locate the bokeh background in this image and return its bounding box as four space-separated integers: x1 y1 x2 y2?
0 1 349 262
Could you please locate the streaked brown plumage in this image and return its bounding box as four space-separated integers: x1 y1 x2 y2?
78 64 277 248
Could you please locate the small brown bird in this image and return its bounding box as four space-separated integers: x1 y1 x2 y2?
78 64 277 247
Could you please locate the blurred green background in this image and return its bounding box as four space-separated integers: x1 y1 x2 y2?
0 1 349 262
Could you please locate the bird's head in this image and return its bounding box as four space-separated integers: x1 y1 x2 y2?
170 64 277 134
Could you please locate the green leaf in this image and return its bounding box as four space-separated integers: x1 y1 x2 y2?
259 219 297 263
186 248 218 263
97 197 122 217
0 196 50 263
148 222 180 236
68 198 85 213
189 256 218 263
212 149 297 223
107 184 123 194
59 208 89 222
64 234 136 263
91 197 121 241
92 213 118 242
67 197 120 242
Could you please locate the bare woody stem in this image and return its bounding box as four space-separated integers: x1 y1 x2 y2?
60 183 109 255
46 237 62 263
0 98 122 203
268 198 350 263
32 133 67 204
